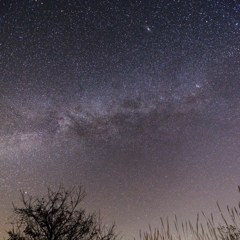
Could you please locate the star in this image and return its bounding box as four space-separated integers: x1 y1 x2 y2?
145 26 152 32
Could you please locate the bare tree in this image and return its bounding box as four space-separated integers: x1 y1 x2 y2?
8 187 117 240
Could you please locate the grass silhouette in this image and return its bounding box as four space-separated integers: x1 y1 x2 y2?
137 187 240 240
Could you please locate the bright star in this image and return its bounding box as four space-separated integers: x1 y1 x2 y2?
145 26 152 32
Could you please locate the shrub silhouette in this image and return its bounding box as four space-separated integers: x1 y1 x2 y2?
8 186 117 240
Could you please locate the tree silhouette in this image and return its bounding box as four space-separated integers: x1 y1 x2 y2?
8 187 117 240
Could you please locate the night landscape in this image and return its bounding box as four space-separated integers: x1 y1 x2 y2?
1 0 240 239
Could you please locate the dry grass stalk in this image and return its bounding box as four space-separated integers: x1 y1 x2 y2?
138 186 240 240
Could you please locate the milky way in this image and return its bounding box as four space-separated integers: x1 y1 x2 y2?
1 0 240 239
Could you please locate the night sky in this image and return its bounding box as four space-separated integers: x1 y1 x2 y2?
1 0 240 238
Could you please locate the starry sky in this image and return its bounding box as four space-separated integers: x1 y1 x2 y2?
1 0 240 238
